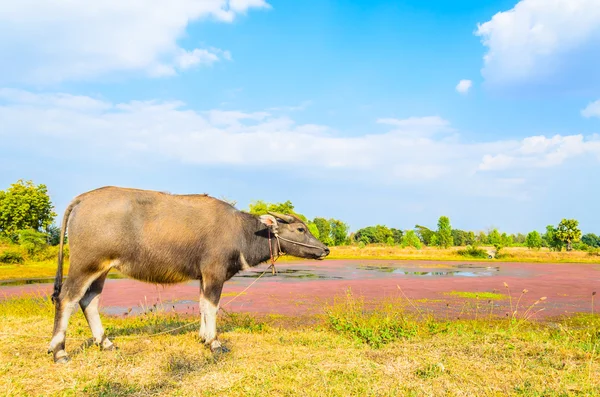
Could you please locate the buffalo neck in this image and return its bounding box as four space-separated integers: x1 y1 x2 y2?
238 212 275 267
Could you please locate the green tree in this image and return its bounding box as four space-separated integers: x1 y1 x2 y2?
555 219 582 252
466 231 476 246
525 231 542 250
500 233 513 247
248 200 307 222
401 230 422 249
353 225 394 245
582 233 600 248
0 180 57 235
487 228 501 245
543 225 564 252
430 234 439 247
308 223 320 240
390 228 403 245
46 225 61 246
330 219 350 246
17 229 48 256
451 229 469 246
513 233 527 245
414 225 434 245
476 231 488 244
313 217 333 246
436 216 453 248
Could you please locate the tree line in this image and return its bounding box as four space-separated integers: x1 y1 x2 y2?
1 180 599 264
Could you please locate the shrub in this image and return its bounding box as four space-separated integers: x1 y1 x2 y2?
17 229 48 256
572 242 589 251
33 244 69 261
588 248 600 257
456 245 488 259
0 249 24 264
325 290 418 348
401 230 422 249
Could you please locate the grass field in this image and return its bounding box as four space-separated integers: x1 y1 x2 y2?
328 245 600 263
1 292 599 396
1 245 599 282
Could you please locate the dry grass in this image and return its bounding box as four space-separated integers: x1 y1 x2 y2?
329 245 600 263
1 293 599 396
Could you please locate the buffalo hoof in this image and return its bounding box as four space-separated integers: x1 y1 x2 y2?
212 345 230 355
100 343 118 351
209 340 229 355
54 355 70 364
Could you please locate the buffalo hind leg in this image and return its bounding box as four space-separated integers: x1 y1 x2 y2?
198 277 225 353
48 269 105 363
80 271 115 351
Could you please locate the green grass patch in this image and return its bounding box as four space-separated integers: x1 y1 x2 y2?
445 291 508 300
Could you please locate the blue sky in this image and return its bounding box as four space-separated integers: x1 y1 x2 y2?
1 0 599 234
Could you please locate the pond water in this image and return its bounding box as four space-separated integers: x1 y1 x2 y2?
2 260 597 318
0 262 506 287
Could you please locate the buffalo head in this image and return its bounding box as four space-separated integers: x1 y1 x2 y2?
259 212 330 260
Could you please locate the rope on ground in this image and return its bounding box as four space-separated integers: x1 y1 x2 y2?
1 265 273 341
118 265 272 339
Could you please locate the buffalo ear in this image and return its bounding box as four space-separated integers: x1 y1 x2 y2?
259 214 279 232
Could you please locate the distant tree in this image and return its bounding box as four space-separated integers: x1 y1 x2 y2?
543 225 564 252
354 226 376 245
390 228 403 245
313 217 333 246
476 231 488 244
436 216 453 248
353 225 394 245
513 233 527 245
451 229 468 246
414 225 434 245
330 219 350 246
46 225 61 246
248 200 307 222
308 223 320 240
582 233 600 248
500 233 513 247
373 225 393 244
17 229 48 256
401 230 422 249
430 234 439 247
555 219 582 252
466 231 476 246
0 180 57 235
487 228 501 245
247 200 343 246
525 231 542 250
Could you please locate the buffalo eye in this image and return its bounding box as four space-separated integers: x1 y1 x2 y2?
297 227 306 233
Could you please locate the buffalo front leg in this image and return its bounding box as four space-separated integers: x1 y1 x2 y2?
198 277 224 353
79 271 115 351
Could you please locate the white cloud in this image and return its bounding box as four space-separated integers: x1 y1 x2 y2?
0 0 269 83
475 0 600 87
478 134 600 171
582 100 600 118
456 80 473 94
1 89 599 190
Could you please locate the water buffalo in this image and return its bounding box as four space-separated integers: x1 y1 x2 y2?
48 186 329 363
